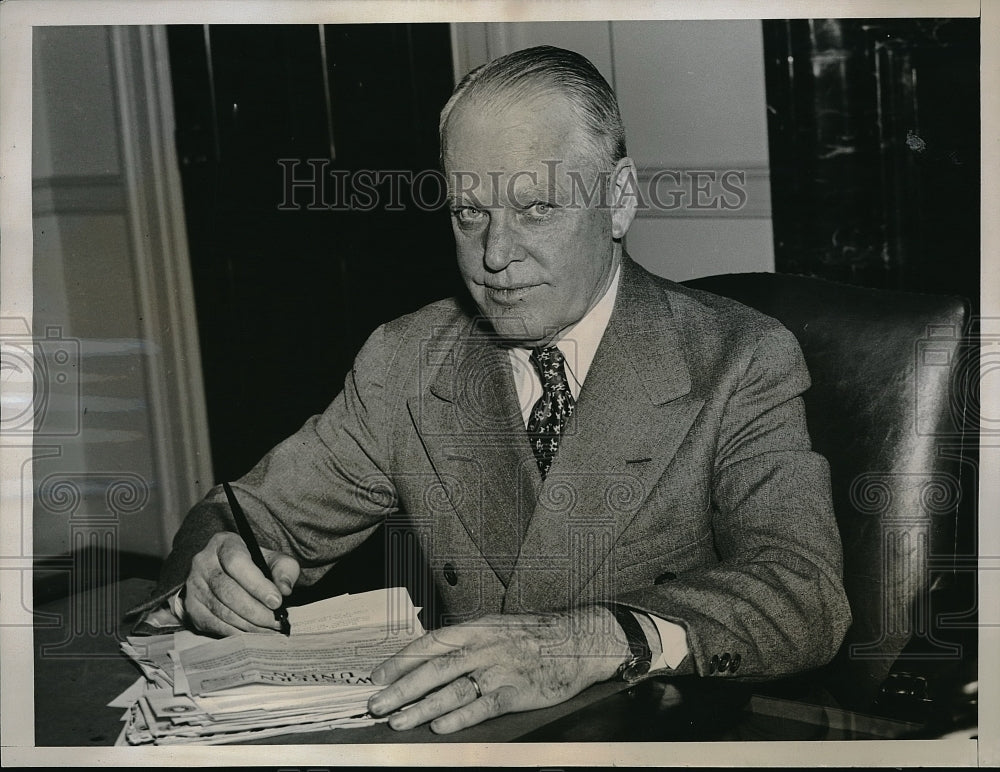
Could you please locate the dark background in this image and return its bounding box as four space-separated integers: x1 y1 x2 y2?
763 18 979 304
169 24 461 485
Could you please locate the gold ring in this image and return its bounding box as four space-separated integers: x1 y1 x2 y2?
464 673 483 699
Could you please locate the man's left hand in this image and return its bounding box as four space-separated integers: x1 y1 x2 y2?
367 606 630 733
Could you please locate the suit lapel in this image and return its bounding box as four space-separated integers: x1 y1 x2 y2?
408 319 540 586
505 257 707 612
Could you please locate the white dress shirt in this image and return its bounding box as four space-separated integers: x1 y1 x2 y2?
506 263 689 671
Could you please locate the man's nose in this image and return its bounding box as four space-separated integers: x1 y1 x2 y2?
482 211 516 272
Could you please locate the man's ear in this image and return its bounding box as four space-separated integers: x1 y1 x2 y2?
609 156 639 240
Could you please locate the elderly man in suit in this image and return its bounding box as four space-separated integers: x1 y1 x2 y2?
140 46 851 733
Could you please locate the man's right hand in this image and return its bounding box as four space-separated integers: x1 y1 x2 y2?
184 532 301 636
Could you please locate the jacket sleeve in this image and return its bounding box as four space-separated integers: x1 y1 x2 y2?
128 324 399 617
615 326 852 680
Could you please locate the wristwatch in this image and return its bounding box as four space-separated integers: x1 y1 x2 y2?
602 603 653 683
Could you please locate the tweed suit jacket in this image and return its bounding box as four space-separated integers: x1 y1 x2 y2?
143 256 851 680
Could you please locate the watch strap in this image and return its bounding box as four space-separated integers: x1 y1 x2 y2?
601 603 652 679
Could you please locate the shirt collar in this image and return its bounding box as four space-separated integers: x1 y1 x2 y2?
509 262 621 392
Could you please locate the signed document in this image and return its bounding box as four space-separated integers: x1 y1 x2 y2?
112 587 424 745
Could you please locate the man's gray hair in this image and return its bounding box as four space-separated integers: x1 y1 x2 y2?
439 45 628 171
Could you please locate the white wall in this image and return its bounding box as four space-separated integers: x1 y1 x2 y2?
452 20 775 281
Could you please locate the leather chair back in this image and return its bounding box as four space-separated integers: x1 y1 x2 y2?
683 272 974 711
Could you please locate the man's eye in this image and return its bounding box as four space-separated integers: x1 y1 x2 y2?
525 202 554 219
453 207 485 225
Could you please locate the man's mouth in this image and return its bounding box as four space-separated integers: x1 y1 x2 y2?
481 284 539 304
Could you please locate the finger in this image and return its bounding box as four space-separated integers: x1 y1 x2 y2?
187 550 281 633
369 643 479 716
217 537 285 610
264 549 300 596
184 590 254 637
190 571 280 633
205 567 283 630
371 626 471 685
386 674 482 731
430 685 517 734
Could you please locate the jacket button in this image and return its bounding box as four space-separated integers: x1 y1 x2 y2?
443 563 458 586
729 653 741 672
709 654 720 674
654 571 677 584
719 653 731 672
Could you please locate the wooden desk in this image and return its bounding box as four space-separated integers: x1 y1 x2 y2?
33 579 928 746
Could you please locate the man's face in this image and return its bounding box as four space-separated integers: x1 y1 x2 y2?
443 92 630 346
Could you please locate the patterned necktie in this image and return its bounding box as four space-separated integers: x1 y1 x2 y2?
526 346 576 478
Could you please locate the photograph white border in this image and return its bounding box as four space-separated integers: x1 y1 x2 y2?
1 0 994 766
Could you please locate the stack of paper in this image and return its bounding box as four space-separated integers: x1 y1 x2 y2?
112 587 424 745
